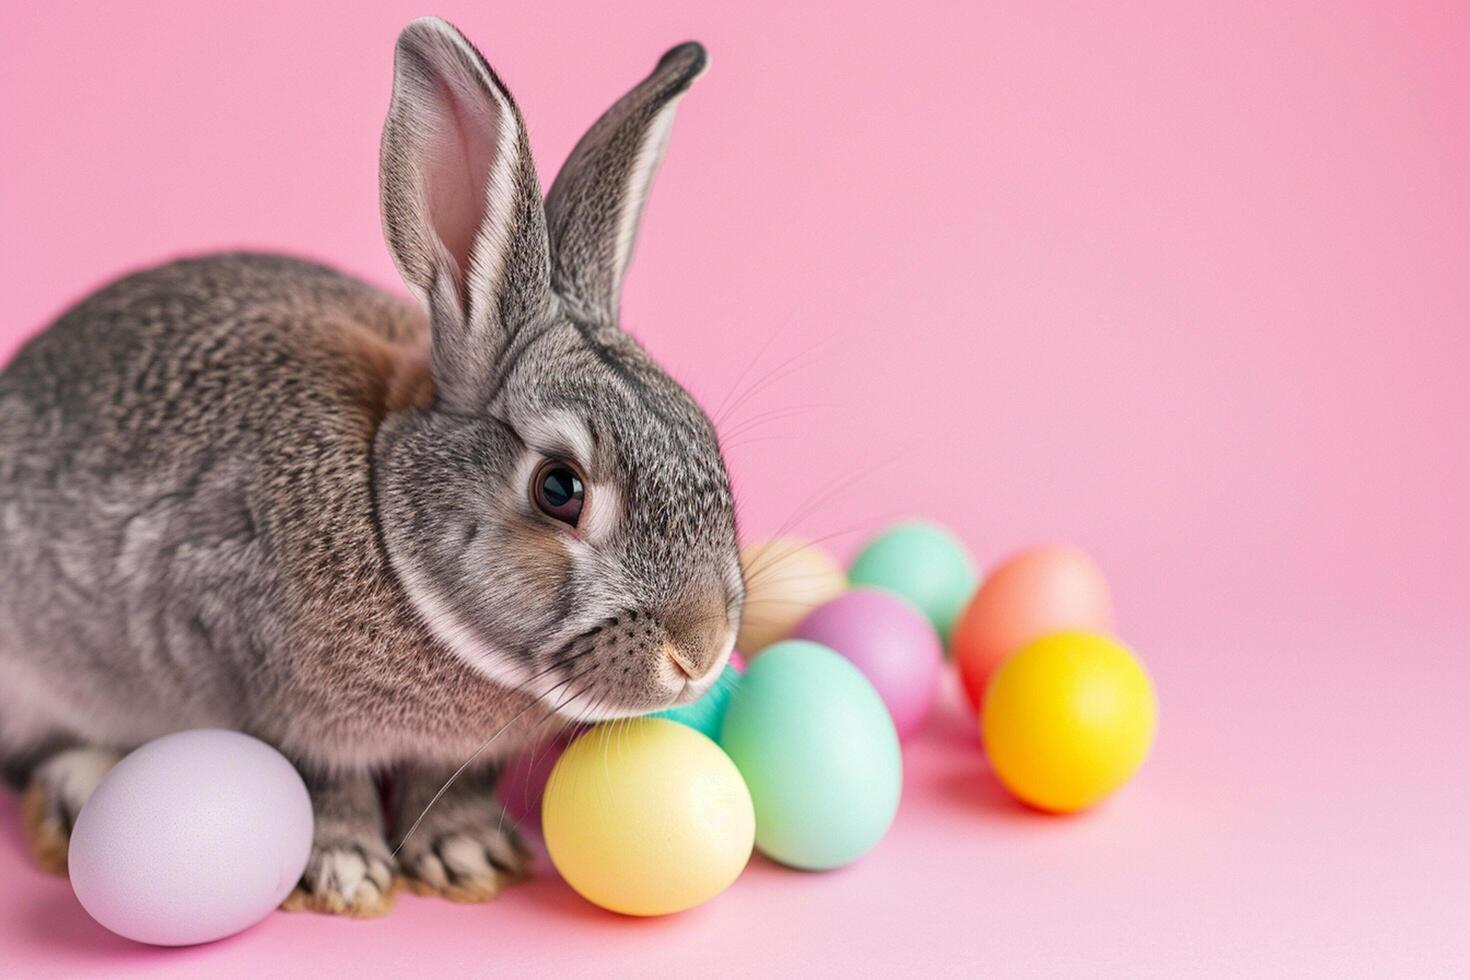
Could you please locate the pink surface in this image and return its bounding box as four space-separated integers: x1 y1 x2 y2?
2 0 1466 976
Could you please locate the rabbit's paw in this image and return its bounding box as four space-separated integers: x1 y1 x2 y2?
397 807 531 904
281 835 398 918
21 746 121 875
282 769 397 917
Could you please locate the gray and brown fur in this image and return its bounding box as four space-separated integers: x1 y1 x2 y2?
0 18 739 916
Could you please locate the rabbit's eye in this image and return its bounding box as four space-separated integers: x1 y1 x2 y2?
531 459 585 527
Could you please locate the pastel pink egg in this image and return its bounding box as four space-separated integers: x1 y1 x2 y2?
499 730 581 830
790 587 943 737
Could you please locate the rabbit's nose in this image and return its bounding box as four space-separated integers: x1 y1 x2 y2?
662 599 731 682
664 643 702 681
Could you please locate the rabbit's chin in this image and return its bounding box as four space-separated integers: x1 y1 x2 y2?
555 682 706 724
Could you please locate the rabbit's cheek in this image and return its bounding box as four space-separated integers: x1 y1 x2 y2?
502 521 572 598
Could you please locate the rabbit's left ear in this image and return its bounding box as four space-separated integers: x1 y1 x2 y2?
545 42 708 326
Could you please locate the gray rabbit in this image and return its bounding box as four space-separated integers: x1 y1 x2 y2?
0 17 742 916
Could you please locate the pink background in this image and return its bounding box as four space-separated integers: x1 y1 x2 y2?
2 0 1466 975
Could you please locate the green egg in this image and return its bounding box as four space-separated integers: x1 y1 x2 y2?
649 664 741 741
848 519 978 645
718 641 901 871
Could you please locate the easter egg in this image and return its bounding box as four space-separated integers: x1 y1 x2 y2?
68 730 313 946
650 663 742 740
982 631 1156 813
953 544 1113 710
719 641 901 870
736 538 847 654
790 588 942 738
847 520 977 644
542 719 754 916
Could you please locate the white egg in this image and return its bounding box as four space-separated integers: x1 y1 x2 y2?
68 729 314 946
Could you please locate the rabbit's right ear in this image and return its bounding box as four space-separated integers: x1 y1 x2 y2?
380 18 551 411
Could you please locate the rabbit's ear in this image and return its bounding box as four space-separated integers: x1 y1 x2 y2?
380 17 551 410
545 42 708 326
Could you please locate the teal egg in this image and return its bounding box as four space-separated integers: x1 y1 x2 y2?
649 664 740 740
848 519 978 645
718 641 901 870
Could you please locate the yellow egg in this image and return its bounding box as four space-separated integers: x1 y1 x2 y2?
542 718 754 916
736 537 847 655
981 631 1157 813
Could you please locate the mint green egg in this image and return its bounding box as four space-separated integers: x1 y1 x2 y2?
848 520 977 645
718 641 901 870
649 664 740 740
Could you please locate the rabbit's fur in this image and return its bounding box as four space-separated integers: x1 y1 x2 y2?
0 18 741 915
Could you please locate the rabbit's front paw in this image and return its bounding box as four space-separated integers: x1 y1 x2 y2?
281 835 398 918
21 746 121 875
281 768 396 917
393 762 531 904
398 811 530 904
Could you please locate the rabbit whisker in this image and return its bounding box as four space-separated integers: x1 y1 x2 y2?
393 664 596 855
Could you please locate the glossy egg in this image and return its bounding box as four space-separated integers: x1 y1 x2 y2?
68 730 313 946
982 631 1157 812
542 719 754 916
790 588 942 738
719 641 901 870
736 538 847 655
952 544 1113 710
847 520 977 644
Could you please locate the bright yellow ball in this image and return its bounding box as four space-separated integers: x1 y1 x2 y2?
542 718 754 916
736 538 847 655
981 631 1156 813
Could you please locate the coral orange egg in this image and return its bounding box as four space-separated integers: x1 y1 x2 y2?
953 545 1113 711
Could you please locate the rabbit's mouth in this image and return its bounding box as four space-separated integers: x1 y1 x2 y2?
549 623 736 724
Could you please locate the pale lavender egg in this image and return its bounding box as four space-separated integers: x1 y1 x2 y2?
68 729 313 946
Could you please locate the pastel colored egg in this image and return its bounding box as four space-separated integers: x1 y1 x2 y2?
719 641 901 870
982 631 1156 813
952 544 1113 710
847 520 977 644
790 588 942 738
736 538 847 655
542 719 754 916
729 650 747 673
68 729 313 946
650 663 742 740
